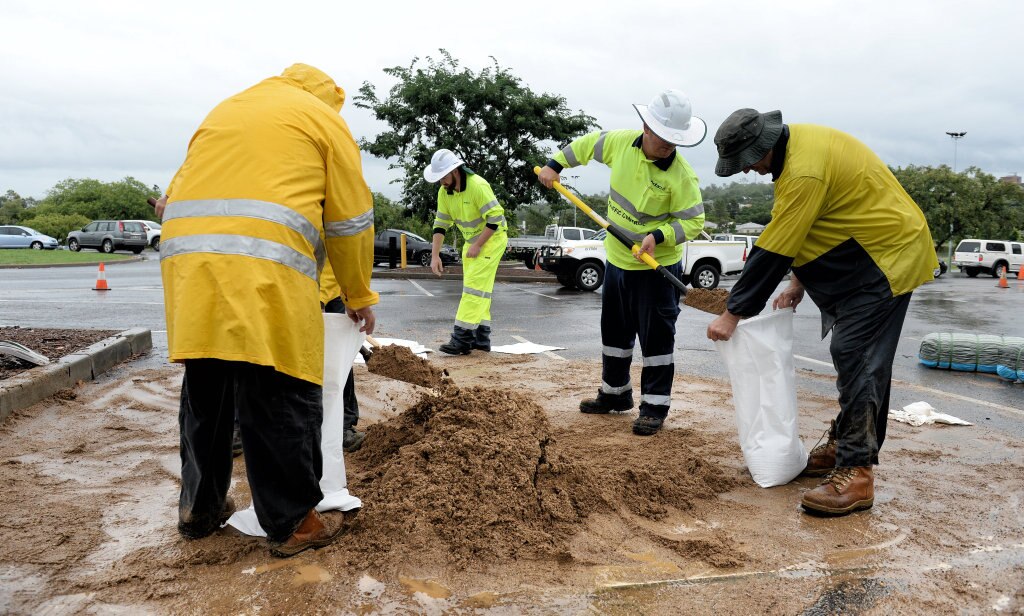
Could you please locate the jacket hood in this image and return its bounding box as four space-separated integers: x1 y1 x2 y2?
280 63 345 112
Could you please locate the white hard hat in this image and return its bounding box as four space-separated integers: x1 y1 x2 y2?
632 89 707 147
423 149 465 183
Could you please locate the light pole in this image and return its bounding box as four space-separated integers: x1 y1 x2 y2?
945 131 966 269
567 175 580 226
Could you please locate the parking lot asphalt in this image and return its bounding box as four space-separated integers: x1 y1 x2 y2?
1 254 1021 437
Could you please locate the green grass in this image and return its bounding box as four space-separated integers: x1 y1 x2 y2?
0 249 137 266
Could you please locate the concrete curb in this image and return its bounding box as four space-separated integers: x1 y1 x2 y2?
0 328 153 423
0 255 147 269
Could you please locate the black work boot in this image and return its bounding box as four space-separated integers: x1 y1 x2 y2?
472 325 492 352
632 415 665 436
579 390 634 414
439 326 474 355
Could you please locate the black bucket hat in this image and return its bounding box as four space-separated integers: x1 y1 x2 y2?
714 109 783 177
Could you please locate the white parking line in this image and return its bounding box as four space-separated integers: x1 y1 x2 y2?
794 354 834 369
499 282 561 301
407 280 434 297
512 335 567 361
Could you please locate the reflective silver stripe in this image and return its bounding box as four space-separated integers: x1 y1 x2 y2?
463 287 492 299
435 212 453 222
561 143 580 167
669 221 685 241
478 199 499 216
162 234 318 280
643 353 674 367
454 320 479 330
610 188 669 225
641 393 672 406
480 319 491 326
165 198 321 252
434 220 454 229
602 345 633 358
456 217 484 228
325 209 374 238
594 131 609 163
608 221 646 243
601 380 632 395
670 202 705 219
486 215 506 224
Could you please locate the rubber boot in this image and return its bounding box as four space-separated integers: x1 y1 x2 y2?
472 325 492 352
439 326 474 355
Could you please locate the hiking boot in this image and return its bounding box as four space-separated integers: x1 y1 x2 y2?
178 496 236 539
579 390 634 414
269 508 359 558
801 466 874 515
632 415 665 436
472 324 492 352
439 326 474 355
343 428 366 453
801 420 837 477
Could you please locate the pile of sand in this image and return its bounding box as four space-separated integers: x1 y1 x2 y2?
365 344 449 389
684 288 730 315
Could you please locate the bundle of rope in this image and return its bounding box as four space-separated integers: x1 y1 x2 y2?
918 333 1024 382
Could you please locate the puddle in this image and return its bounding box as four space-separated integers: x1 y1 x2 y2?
291 565 331 586
398 576 452 599
462 591 500 608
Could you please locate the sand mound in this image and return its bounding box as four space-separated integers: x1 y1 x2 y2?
365 344 449 389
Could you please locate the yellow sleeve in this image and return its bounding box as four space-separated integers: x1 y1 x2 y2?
755 176 827 258
554 130 618 168
322 118 379 311
319 260 341 306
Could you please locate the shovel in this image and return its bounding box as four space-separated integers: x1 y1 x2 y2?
534 166 687 297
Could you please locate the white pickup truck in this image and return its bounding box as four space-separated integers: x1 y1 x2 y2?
505 224 597 269
538 230 748 291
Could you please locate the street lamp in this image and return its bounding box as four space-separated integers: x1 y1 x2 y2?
944 131 966 269
567 175 580 226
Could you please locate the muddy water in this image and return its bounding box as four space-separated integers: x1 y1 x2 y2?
0 357 1021 614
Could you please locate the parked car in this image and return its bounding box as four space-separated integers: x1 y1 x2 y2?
372 229 459 267
506 225 597 269
66 220 149 254
953 238 1023 278
0 225 59 250
125 220 162 250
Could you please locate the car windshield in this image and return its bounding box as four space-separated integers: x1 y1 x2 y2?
21 227 40 235
396 231 426 242
956 241 980 253
146 221 161 229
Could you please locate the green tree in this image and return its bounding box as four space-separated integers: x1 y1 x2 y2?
0 190 33 224
355 50 597 219
19 213 91 242
34 177 160 221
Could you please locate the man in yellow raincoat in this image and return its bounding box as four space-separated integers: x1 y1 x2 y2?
707 108 937 517
424 149 508 354
157 63 377 557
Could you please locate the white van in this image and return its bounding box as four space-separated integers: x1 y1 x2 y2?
953 239 1023 278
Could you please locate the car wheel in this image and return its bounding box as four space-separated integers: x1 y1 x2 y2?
419 251 431 267
993 262 1007 278
101 239 114 254
557 273 577 289
68 238 81 252
964 267 979 278
30 241 43 250
691 263 720 289
151 237 160 251
575 262 604 292
524 254 536 270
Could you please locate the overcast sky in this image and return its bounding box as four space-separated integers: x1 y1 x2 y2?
2 0 1021 203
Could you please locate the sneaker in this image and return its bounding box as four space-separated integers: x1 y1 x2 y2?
632 415 664 436
801 420 837 477
269 508 359 558
178 496 236 539
579 391 634 414
343 428 366 453
801 466 874 515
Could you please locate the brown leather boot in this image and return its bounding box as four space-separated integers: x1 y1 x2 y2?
801 420 837 477
269 508 359 558
801 466 874 515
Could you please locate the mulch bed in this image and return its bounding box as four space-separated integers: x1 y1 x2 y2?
0 327 117 381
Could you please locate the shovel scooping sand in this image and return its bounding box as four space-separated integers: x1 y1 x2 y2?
362 337 450 389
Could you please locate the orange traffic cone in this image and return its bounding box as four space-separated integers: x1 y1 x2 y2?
996 268 1009 289
93 262 110 291
1017 266 1024 281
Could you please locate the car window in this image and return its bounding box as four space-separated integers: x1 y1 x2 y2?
563 229 581 241
986 242 1005 251
124 222 143 232
582 229 596 239
0 227 11 235
1013 244 1022 255
956 241 980 253
83 222 97 232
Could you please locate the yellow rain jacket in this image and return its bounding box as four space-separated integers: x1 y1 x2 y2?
161 63 378 385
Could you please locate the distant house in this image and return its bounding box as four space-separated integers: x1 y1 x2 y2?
735 222 766 234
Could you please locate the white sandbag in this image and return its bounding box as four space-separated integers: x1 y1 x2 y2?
227 313 363 537
714 308 807 488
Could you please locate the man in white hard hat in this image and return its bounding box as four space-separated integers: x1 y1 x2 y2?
537 89 706 436
424 149 509 354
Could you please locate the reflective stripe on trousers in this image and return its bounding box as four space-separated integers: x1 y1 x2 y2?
600 261 682 419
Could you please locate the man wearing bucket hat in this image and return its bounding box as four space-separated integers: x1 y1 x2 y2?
424 149 509 354
706 108 937 515
537 89 706 436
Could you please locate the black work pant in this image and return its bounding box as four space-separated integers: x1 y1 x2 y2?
324 297 359 431
179 359 324 542
830 292 912 468
600 261 682 420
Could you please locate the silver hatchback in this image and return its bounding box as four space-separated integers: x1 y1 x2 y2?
67 220 149 254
